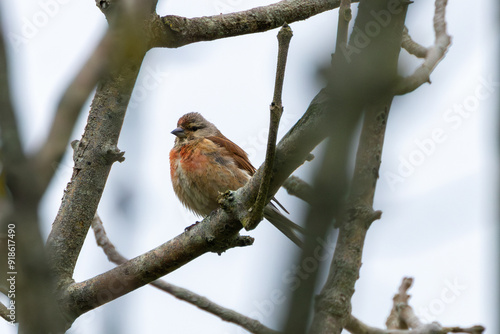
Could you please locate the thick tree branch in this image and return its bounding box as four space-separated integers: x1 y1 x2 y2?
151 0 359 48
395 0 451 94
300 1 409 333
91 216 277 334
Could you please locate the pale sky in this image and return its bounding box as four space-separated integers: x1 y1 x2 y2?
0 0 497 333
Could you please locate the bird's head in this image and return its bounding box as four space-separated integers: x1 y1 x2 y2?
171 112 220 144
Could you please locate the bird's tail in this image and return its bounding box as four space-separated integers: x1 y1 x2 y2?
263 205 306 248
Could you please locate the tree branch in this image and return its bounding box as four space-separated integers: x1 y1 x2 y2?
245 24 293 230
381 278 485 334
91 215 278 334
151 0 359 48
394 0 451 94
401 27 428 58
347 314 485 334
282 176 314 205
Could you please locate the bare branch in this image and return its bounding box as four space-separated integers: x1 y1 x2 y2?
383 278 485 334
151 0 359 48
395 0 451 94
91 216 278 334
245 24 293 230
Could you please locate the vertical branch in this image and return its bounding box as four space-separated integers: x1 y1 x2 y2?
244 24 293 229
335 0 352 52
307 0 409 332
283 1 409 333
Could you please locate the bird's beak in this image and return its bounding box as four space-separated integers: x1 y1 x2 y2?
171 127 186 138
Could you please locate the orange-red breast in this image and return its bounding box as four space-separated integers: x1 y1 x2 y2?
169 112 304 247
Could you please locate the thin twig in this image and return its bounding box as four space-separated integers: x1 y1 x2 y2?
91 216 279 334
401 27 428 58
394 0 451 95
244 24 293 230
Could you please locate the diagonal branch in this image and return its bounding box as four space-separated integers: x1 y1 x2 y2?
91 216 278 334
61 68 339 320
0 302 10 323
151 0 359 48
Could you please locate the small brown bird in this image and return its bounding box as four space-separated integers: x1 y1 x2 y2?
169 112 304 247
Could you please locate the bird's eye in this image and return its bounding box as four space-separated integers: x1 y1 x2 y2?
188 125 202 131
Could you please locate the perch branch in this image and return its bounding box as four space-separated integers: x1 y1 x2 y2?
394 0 451 94
244 24 293 230
91 215 278 334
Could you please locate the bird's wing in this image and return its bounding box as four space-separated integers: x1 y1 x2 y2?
206 135 256 176
207 134 289 214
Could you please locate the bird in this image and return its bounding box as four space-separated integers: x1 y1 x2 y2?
169 112 304 247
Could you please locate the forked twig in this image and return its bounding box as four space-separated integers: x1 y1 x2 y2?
244 24 293 230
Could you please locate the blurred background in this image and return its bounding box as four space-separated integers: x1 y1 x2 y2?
0 0 497 333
